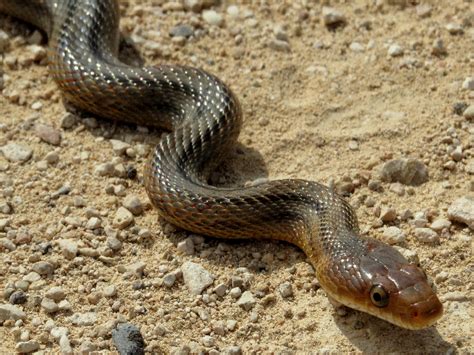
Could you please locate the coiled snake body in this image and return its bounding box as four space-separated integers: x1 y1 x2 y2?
0 0 442 329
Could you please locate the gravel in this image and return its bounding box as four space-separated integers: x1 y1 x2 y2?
382 226 406 244
35 123 61 146
322 7 346 27
113 207 134 229
15 341 39 353
68 312 97 326
414 228 440 243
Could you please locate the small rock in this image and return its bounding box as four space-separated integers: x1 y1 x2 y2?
447 196 474 230
431 38 447 56
465 160 474 175
163 273 176 288
123 195 143 215
58 239 78 259
278 282 293 298
119 261 146 276
112 323 145 355
462 77 474 91
35 124 61 146
268 39 291 52
103 285 117 298
414 228 440 243
202 10 223 27
85 217 101 230
463 105 474 120
113 207 134 229
229 287 242 299
416 4 432 18
201 335 215 347
446 23 463 35
0 143 33 162
452 102 468 116
380 207 397 222
237 291 256 311
9 291 27 305
379 158 428 185
182 262 214 295
450 146 463 162
169 24 194 38
0 304 26 321
110 139 131 155
382 226 406 244
41 297 59 314
388 44 404 57
45 286 66 301
430 219 451 232
32 261 54 275
60 113 78 129
177 238 194 255
349 42 365 52
15 341 39 353
322 6 346 27
214 283 227 297
69 312 97 326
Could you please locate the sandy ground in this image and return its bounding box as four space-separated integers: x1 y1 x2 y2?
1 0 473 353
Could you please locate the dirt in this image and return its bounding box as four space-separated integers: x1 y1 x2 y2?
0 0 473 353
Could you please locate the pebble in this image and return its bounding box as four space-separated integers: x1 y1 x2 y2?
202 10 223 27
446 23 463 35
0 304 26 321
122 195 143 215
322 6 346 27
69 312 97 326
112 323 145 355
110 139 131 155
60 113 78 129
177 238 195 255
32 261 54 275
450 146 463 162
463 105 474 120
465 160 474 175
15 341 39 353
379 158 428 185
237 291 256 311
169 24 194 38
278 282 293 298
9 290 27 305
349 42 365 53
435 271 449 284
119 261 146 276
414 228 440 243
107 236 122 251
382 226 406 244
113 207 134 229
35 124 61 146
462 77 474 91
58 239 78 259
103 285 117 298
447 196 474 230
0 143 33 162
229 287 242 299
214 283 227 297
430 219 451 232
416 4 432 18
182 262 214 295
41 297 59 314
0 29 9 52
380 207 397 222
268 39 291 52
45 286 66 301
388 44 403 57
163 272 176 287
431 38 447 56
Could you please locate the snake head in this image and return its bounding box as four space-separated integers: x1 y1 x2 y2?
319 238 443 329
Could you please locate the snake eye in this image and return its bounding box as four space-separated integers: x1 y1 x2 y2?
370 284 389 308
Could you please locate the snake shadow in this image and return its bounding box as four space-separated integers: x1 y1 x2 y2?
333 310 455 353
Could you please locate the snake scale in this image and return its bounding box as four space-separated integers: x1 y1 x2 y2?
0 0 443 329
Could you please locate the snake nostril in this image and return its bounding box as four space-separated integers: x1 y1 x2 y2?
412 310 419 318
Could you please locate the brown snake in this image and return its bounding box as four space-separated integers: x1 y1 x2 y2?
0 0 443 329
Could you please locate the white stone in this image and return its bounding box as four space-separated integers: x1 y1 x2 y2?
0 304 26 321
448 196 474 230
202 10 223 26
414 228 440 243
322 7 346 26
388 44 404 57
0 143 33 162
382 226 406 244
113 207 134 229
182 262 214 295
237 291 256 311
462 77 474 91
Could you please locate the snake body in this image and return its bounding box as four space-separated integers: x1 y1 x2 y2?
0 0 443 329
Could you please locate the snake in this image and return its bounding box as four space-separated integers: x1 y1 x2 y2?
0 0 443 330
